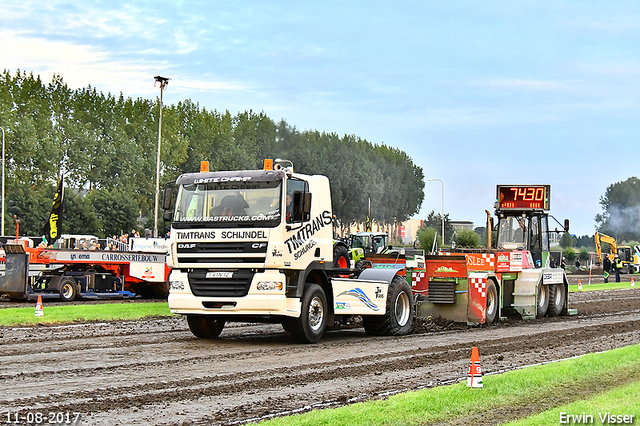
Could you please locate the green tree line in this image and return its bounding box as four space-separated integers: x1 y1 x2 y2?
0 70 424 238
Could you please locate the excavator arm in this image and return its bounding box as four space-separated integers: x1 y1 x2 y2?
594 232 617 262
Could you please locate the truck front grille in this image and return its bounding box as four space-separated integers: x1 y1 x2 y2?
188 269 255 297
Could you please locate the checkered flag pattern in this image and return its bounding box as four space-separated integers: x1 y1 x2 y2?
412 271 426 287
482 253 495 267
470 277 487 298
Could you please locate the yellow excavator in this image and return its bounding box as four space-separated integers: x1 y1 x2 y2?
594 232 639 274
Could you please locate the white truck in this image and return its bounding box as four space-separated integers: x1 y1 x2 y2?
164 159 414 343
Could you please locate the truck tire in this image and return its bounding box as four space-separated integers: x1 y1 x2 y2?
536 283 549 319
333 245 350 268
363 275 414 336
59 277 78 301
547 283 566 317
485 280 498 324
186 315 225 339
288 283 327 344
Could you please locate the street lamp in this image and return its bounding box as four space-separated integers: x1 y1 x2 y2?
1 127 5 236
153 76 170 238
428 178 444 244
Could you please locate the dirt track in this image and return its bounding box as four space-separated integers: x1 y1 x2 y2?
1 287 640 426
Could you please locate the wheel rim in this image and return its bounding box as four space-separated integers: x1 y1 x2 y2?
337 256 348 268
487 288 496 316
553 285 563 306
308 296 324 331
62 283 74 299
394 291 411 326
538 285 547 308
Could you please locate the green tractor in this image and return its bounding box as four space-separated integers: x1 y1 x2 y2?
333 231 392 269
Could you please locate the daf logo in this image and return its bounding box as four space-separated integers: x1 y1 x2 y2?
252 243 267 249
178 243 196 249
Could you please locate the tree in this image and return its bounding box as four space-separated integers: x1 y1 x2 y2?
563 247 576 263
576 235 594 248
88 189 140 237
455 229 480 248
422 211 453 245
559 232 575 249
578 248 590 263
0 71 425 236
596 177 640 241
417 226 440 253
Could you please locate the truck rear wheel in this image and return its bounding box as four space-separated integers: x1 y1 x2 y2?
186 315 225 339
363 275 414 336
547 283 566 317
59 277 78 302
485 280 498 324
536 283 549 319
289 283 327 344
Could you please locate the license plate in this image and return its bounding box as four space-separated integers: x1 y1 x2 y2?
206 272 233 278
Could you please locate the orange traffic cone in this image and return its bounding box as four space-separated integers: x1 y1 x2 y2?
34 295 44 317
466 347 483 388
632 278 635 287
578 279 583 290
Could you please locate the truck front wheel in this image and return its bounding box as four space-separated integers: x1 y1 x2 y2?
289 283 327 344
186 315 225 339
363 275 414 336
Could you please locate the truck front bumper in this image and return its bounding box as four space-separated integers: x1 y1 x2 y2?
167 269 301 317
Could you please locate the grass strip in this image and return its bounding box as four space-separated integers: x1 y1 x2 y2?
569 281 638 292
503 379 640 425
254 343 640 426
0 302 174 326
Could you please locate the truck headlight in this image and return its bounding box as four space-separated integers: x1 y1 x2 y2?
169 280 185 291
257 281 283 291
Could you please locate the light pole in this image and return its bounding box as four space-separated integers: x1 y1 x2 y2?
428 178 444 244
1 127 5 236
153 76 170 238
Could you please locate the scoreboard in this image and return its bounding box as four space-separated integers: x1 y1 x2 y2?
496 185 550 211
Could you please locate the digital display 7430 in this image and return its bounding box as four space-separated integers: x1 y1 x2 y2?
497 185 550 211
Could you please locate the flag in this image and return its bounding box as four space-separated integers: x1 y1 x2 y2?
43 176 64 246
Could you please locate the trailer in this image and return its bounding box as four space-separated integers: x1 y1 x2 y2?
0 242 170 301
414 184 575 324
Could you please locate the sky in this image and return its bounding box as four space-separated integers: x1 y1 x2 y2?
3 1 640 237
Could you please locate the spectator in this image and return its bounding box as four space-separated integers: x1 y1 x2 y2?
603 255 611 283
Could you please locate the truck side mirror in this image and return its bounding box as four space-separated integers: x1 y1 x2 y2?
163 210 174 222
564 219 570 232
162 183 174 210
302 192 312 221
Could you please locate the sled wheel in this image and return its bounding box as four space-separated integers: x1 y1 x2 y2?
485 280 498 324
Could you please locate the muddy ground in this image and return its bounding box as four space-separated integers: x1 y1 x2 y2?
1 287 640 426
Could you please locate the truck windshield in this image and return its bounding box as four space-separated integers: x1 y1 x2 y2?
497 216 528 250
173 181 282 228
